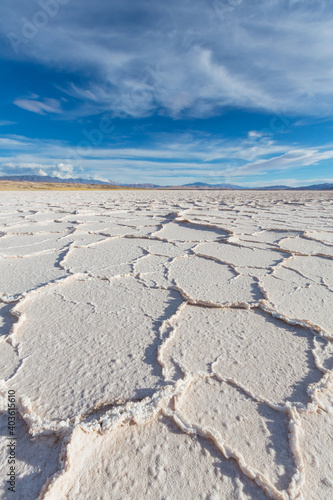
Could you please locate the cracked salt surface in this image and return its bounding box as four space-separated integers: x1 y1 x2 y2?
0 190 333 499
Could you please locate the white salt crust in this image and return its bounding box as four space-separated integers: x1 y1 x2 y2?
0 190 332 500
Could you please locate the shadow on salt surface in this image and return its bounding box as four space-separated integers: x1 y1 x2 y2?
143 288 184 379
315 336 333 372
254 312 324 406
0 414 63 500
0 303 15 338
6 277 184 422
254 313 324 406
0 341 20 380
44 416 269 500
181 429 270 500
288 348 322 404
179 376 293 491
300 403 333 500
256 405 293 490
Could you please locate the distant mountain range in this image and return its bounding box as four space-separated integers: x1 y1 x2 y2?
0 175 115 185
0 175 160 189
182 182 245 189
0 175 332 190
181 181 333 190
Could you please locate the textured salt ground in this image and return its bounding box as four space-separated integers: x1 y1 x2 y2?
168 256 261 305
162 306 324 406
260 257 333 338
43 416 268 500
0 190 332 500
0 252 70 301
194 241 288 271
2 276 182 421
0 414 62 500
178 377 293 491
279 236 333 257
0 233 70 257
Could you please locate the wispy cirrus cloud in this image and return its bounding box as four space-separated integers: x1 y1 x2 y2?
0 132 332 185
234 148 333 175
2 0 333 119
0 120 16 126
0 136 32 148
14 96 63 115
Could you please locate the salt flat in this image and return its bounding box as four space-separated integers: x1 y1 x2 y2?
0 190 333 500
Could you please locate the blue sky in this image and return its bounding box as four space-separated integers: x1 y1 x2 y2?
0 0 333 186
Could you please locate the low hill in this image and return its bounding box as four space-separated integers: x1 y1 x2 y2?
0 180 136 191
0 175 332 190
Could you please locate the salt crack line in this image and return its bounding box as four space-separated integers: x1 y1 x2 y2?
163 405 289 500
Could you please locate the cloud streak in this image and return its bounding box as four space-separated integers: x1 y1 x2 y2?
2 0 333 118
0 120 16 126
1 132 332 185
234 148 333 175
14 96 63 115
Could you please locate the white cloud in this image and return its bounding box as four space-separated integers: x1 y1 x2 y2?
91 175 111 183
2 1 333 118
56 163 73 174
0 137 30 148
14 97 63 115
248 131 266 139
0 121 16 126
234 148 333 175
0 132 332 185
0 160 77 180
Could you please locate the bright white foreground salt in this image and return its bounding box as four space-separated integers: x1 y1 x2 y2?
0 190 333 500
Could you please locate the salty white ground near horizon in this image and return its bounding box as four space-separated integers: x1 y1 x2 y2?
0 190 333 500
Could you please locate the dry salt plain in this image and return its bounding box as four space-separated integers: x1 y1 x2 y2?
0 190 333 500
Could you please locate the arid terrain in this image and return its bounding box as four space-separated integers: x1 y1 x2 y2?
0 181 132 191
0 190 333 499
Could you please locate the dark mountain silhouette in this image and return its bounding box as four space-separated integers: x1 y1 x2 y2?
0 175 332 190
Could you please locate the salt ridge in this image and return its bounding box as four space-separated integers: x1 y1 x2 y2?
0 190 332 499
